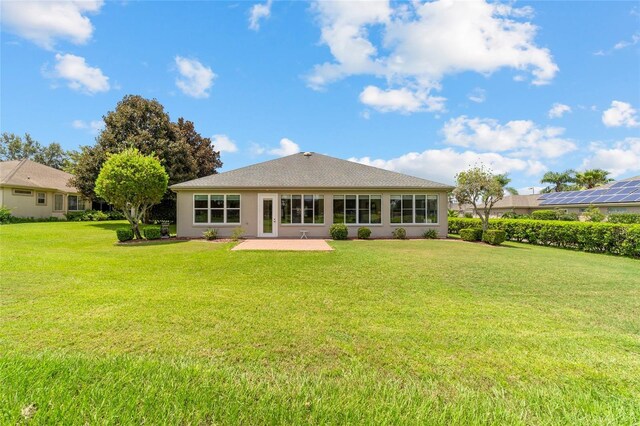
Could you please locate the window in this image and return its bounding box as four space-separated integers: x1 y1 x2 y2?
36 192 47 206
54 194 64 211
193 194 241 224
12 189 32 196
390 195 438 224
608 207 627 213
333 195 381 224
68 195 82 211
281 194 323 224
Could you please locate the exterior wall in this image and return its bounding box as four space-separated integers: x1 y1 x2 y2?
459 204 640 218
0 186 87 218
175 189 450 239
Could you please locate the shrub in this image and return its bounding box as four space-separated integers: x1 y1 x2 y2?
203 228 218 240
65 210 111 221
531 210 558 221
556 212 578 221
329 224 349 240
422 229 438 239
448 217 639 258
231 227 245 241
357 227 371 239
501 211 520 219
460 228 483 241
608 213 640 224
392 227 407 239
0 207 12 224
116 228 134 242
463 213 473 218
107 210 125 220
583 205 604 222
143 226 161 240
483 229 506 245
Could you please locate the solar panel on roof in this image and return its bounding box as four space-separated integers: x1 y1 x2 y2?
610 181 628 189
608 195 627 203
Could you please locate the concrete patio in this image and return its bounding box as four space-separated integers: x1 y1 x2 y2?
232 239 333 251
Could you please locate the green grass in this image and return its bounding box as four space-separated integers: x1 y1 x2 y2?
1 221 639 424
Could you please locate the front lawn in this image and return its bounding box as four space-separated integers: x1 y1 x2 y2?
1 222 639 424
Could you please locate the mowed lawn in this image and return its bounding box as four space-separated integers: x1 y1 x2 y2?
1 222 639 424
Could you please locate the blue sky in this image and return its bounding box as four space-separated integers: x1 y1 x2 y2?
1 0 639 192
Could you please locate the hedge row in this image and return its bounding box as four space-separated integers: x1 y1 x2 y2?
448 218 640 258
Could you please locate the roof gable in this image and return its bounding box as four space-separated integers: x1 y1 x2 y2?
170 152 453 190
0 159 78 193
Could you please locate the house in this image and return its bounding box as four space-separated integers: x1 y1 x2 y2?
0 159 89 218
453 175 640 218
170 152 453 238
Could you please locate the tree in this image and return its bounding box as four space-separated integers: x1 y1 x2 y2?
453 165 505 231
70 95 222 220
0 132 70 170
496 173 519 195
95 149 168 239
575 169 612 189
540 169 576 193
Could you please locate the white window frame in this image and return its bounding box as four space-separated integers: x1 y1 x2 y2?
36 192 47 206
280 194 324 225
192 194 241 225
68 195 82 211
54 194 64 212
333 194 382 226
390 194 439 225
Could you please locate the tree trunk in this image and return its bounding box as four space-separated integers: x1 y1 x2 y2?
132 221 142 239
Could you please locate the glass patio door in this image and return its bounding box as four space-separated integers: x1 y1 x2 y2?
258 194 278 237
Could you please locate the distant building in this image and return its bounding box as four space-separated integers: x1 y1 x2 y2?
451 176 640 218
0 159 90 218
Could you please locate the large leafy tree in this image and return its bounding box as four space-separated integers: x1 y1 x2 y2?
0 132 70 170
575 169 613 189
70 95 222 219
540 169 576 193
95 149 168 239
453 165 505 231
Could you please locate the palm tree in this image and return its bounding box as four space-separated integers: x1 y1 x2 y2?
540 169 576 193
575 169 613 189
495 173 519 195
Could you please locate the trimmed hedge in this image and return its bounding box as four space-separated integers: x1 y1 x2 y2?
483 229 506 245
143 226 161 240
449 217 640 257
531 210 558 221
460 228 483 241
608 213 640 224
357 227 371 239
330 224 348 240
116 228 134 242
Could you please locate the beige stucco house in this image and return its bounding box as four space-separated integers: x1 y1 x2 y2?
171 152 454 238
0 159 89 218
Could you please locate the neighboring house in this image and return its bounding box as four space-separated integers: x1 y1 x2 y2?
452 194 542 218
0 159 89 218
170 152 453 238
537 175 640 214
453 176 640 218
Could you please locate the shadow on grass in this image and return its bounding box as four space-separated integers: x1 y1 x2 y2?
113 239 188 248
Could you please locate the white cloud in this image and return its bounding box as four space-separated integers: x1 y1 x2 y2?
212 134 238 153
548 103 571 118
350 148 546 185
602 101 639 127
359 85 445 113
174 56 216 99
442 116 577 158
249 0 272 31
467 88 486 103
516 185 545 195
72 119 103 134
613 33 640 50
269 138 299 156
308 0 557 113
0 1 103 50
581 138 640 178
49 53 110 94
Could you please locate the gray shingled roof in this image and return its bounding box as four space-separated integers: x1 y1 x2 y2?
0 159 78 193
170 152 453 190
